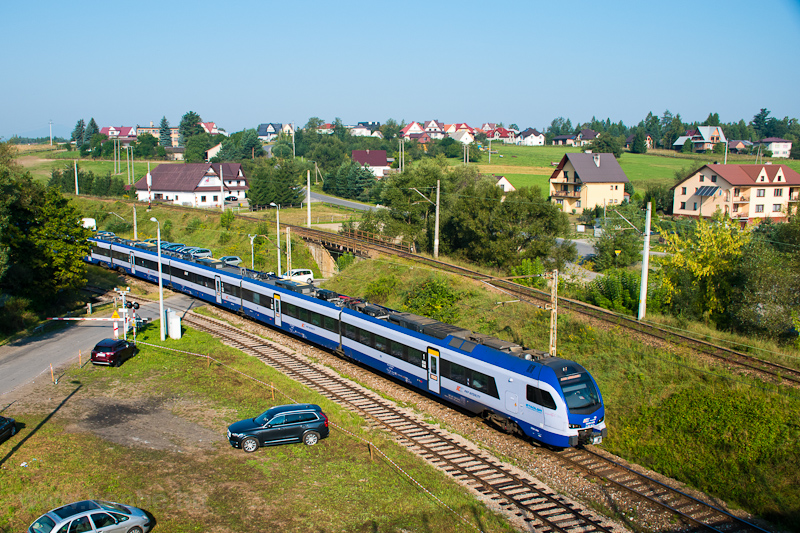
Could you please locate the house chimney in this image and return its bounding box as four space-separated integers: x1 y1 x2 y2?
150 121 154 127
593 154 600 167
366 149 369 154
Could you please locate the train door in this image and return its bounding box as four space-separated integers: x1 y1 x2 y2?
505 392 519 414
427 347 440 394
273 293 282 327
214 276 222 304
129 252 136 274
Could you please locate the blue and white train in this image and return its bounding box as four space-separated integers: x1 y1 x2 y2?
87 236 606 447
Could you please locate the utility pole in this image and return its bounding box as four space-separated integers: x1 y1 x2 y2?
74 160 79 195
292 123 296 158
307 170 311 228
546 271 558 357
220 166 225 212
488 138 492 163
637 202 652 321
286 227 292 272
133 205 138 240
434 180 440 259
49 120 53 146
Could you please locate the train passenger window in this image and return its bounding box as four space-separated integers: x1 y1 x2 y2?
358 328 372 347
390 341 405 359
526 385 557 410
344 323 357 340
323 316 337 332
297 307 308 322
283 303 297 318
310 312 322 327
374 334 388 353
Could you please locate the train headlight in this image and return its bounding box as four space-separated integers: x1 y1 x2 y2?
569 423 581 429
598 417 604 424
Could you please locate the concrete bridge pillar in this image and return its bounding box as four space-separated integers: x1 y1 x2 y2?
306 242 338 279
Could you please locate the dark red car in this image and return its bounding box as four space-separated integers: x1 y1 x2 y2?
90 339 136 367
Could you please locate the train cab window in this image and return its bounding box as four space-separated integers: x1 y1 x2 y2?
374 334 388 353
323 316 337 332
559 374 601 412
344 323 357 340
526 385 557 410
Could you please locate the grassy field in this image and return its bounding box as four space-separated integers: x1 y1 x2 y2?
324 259 800 530
0 323 515 532
17 150 183 184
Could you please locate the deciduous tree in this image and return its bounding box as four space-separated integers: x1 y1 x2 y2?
178 111 203 146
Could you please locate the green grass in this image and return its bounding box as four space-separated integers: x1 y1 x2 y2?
0 324 515 532
323 259 800 530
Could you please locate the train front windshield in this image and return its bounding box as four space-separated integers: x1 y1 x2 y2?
559 374 601 411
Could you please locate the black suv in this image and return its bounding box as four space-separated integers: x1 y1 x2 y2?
227 404 329 452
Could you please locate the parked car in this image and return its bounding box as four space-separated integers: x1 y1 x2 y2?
158 241 172 249
283 269 314 284
91 339 136 367
95 231 115 239
220 255 243 267
28 499 154 533
164 243 185 251
227 404 329 452
225 195 239 202
188 248 212 258
0 415 16 443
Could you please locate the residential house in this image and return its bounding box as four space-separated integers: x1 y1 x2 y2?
624 133 653 150
137 121 180 147
351 149 391 178
576 129 599 146
164 147 184 161
350 123 383 138
671 163 800 223
551 134 577 146
401 122 424 139
444 123 473 135
487 127 515 144
99 126 137 146
674 126 726 152
317 123 335 135
257 123 283 142
408 132 432 144
517 128 545 146
549 153 629 213
495 176 516 193
206 143 222 161
755 138 793 158
423 120 446 139
480 123 497 132
451 130 474 145
133 163 248 207
728 140 753 153
200 122 220 135
282 124 295 136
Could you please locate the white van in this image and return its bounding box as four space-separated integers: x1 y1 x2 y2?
283 269 314 284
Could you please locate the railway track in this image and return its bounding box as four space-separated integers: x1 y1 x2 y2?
180 311 618 533
288 225 800 387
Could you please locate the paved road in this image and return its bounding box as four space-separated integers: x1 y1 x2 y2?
308 190 379 212
0 293 202 397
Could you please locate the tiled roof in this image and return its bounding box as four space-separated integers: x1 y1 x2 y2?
759 137 791 143
704 164 800 185
352 149 388 167
551 153 629 183
133 163 246 192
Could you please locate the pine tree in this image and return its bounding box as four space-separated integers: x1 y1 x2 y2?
178 111 203 146
159 116 171 147
631 131 647 154
84 118 99 143
71 119 86 147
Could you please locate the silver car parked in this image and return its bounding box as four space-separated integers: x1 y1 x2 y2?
28 499 153 533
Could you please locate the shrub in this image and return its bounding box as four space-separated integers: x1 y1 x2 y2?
336 252 357 272
0 296 38 335
402 276 461 323
220 209 235 230
219 232 232 245
365 276 397 304
186 217 202 234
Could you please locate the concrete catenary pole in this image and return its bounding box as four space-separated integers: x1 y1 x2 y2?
637 202 652 321
307 170 311 227
434 180 440 259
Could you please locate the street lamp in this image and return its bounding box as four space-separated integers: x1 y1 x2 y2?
248 233 256 270
269 203 282 275
149 217 166 341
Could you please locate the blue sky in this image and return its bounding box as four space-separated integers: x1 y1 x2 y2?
3 0 799 139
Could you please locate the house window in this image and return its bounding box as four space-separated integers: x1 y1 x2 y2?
680 202 686 210
556 199 563 205
734 188 740 196
773 204 782 212
693 202 697 210
755 205 764 213
681 187 686 195
757 189 765 197
576 200 581 208
564 171 569 180
213 195 219 201
711 175 717 183
615 185 618 190
733 205 739 212
775 189 783 197
699 175 704 182
201 195 207 202
610 185 614 190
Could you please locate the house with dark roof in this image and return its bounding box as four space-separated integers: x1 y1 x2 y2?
673 126 726 152
576 129 599 146
257 123 283 142
551 134 577 146
518 128 544 146
755 137 792 158
671 164 800 223
133 163 249 207
352 149 391 177
728 140 753 153
549 153 629 213
625 133 653 150
423 120 446 139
